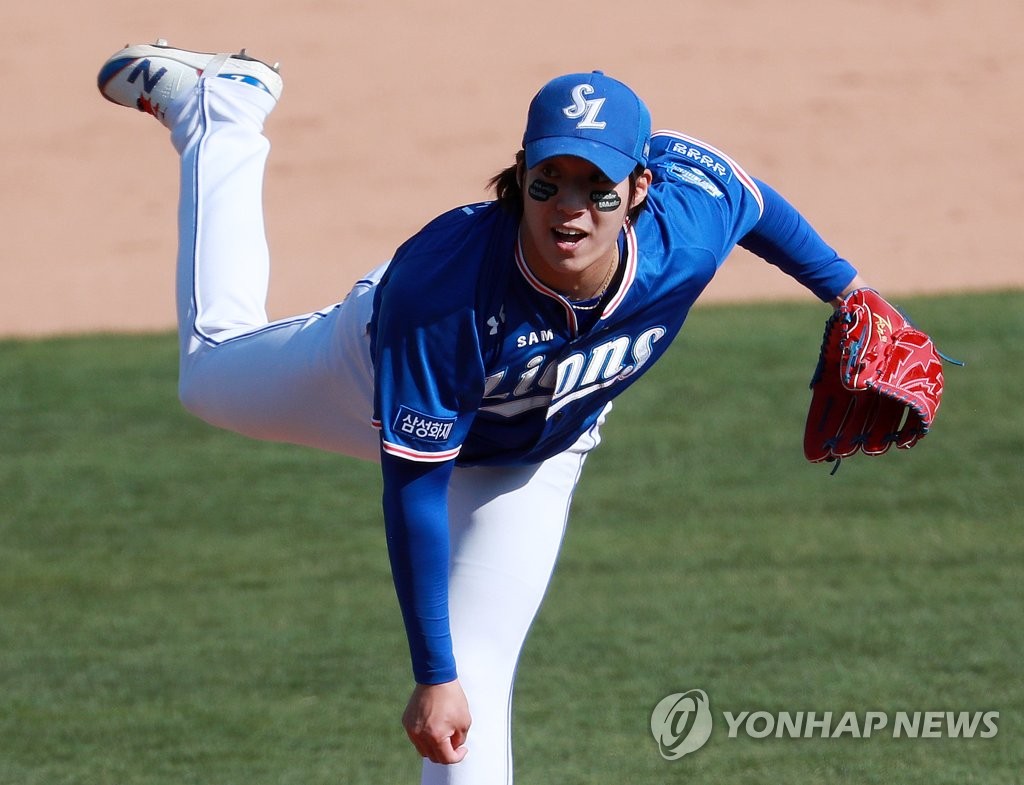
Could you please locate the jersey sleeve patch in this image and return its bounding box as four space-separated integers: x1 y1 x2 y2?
651 130 764 215
661 138 734 183
393 405 457 444
662 163 725 198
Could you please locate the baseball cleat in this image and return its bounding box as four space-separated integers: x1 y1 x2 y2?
97 39 283 126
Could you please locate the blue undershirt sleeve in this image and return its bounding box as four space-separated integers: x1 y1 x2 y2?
380 449 458 685
739 178 858 301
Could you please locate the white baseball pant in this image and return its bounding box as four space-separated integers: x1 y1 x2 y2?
164 75 604 785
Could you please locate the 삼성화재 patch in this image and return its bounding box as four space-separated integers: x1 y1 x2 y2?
393 405 456 443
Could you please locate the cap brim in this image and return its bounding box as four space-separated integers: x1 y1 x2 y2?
524 137 637 184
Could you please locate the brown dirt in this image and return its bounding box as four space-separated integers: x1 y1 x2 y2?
3 0 1021 338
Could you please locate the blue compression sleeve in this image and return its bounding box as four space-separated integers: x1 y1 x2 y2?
380 449 458 685
739 179 858 301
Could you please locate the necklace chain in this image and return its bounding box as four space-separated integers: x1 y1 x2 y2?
568 249 619 310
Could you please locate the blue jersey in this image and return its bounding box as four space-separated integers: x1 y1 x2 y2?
370 131 858 685
370 131 853 466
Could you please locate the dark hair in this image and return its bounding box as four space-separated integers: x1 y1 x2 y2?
488 150 649 223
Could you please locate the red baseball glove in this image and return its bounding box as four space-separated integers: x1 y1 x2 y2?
804 289 946 466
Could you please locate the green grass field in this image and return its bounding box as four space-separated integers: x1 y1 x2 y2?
1 291 1021 784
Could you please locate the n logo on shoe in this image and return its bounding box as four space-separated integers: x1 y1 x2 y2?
127 59 167 93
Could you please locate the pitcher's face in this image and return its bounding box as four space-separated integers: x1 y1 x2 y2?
519 155 649 296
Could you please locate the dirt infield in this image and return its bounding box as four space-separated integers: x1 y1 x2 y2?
3 1 1020 338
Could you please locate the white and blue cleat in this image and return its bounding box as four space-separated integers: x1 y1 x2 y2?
98 39 282 126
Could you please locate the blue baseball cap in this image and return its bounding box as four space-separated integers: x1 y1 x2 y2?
523 71 652 183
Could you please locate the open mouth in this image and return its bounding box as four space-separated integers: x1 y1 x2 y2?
552 227 587 247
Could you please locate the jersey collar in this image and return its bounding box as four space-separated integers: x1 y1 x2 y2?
514 222 638 335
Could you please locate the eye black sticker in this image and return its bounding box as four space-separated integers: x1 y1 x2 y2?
528 179 559 201
590 190 621 211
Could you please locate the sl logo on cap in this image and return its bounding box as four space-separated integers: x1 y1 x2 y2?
563 84 607 130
